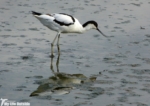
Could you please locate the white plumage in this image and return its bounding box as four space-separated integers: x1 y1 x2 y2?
32 11 108 57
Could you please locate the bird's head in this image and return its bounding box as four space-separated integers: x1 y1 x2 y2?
83 20 108 37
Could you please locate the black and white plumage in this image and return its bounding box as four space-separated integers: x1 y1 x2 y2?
32 11 108 57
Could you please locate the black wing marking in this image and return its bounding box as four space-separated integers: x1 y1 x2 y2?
59 13 75 22
53 13 75 26
54 19 73 26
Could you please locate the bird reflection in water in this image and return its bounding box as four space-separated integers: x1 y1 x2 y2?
30 52 96 97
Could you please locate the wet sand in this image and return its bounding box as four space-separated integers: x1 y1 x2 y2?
0 0 150 106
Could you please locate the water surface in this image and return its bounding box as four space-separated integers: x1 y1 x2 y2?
0 0 150 106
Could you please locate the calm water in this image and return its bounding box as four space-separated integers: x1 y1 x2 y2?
0 0 150 106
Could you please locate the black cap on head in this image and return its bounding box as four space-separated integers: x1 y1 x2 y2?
82 20 98 28
83 20 110 37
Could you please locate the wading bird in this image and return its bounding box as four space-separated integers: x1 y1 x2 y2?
32 11 108 57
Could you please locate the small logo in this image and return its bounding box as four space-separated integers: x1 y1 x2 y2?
0 98 30 106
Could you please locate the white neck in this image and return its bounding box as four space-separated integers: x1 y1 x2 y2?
81 21 96 33
73 24 93 34
71 21 96 33
82 24 94 32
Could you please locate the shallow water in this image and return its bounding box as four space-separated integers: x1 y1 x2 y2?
0 0 150 106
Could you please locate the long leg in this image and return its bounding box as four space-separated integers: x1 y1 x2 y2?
50 56 54 72
50 33 59 58
50 53 60 72
57 33 61 55
56 53 60 72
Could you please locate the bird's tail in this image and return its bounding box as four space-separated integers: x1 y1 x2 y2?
32 11 42 16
